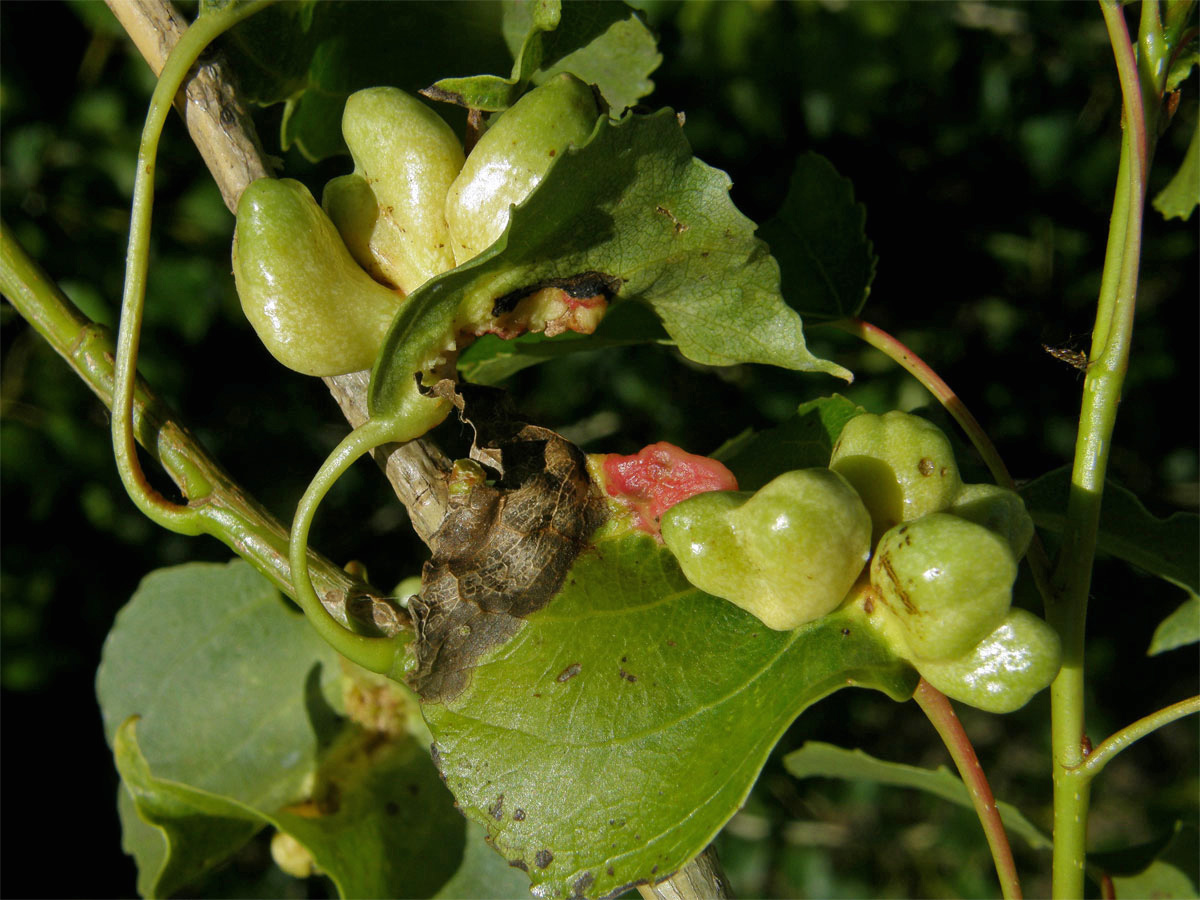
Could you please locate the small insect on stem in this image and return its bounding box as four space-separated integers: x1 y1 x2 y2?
1042 344 1090 371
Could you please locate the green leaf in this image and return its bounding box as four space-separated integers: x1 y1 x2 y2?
534 13 660 113
782 741 1052 853
421 533 916 899
1153 119 1199 222
217 2 510 160
114 717 267 899
1019 467 1199 598
372 110 849 416
1165 39 1198 92
1149 596 1200 655
1091 822 1190 877
434 822 538 900
758 153 877 321
456 299 668 385
273 731 467 899
96 560 347 814
429 2 655 113
1111 861 1198 900
713 395 864 490
99 562 483 899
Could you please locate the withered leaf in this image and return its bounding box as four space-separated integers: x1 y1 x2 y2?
408 383 607 702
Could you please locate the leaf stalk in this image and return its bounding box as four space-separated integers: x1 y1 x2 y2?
112 1 274 535
1070 695 1200 781
913 679 1023 900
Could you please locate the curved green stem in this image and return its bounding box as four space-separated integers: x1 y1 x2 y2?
288 418 412 677
913 679 1023 900
112 1 273 534
1071 695 1200 781
1 220 379 622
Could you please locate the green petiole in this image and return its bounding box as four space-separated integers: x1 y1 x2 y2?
112 0 275 534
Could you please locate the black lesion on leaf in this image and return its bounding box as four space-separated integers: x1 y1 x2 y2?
408 383 608 703
491 271 624 316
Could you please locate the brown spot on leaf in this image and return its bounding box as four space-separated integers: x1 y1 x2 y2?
557 662 583 683
419 84 467 107
510 859 529 872
514 808 526 821
655 205 689 234
535 849 554 869
488 794 504 820
572 872 595 897
408 384 608 703
619 668 637 683
918 457 935 476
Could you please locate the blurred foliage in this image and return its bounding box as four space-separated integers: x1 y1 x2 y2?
1 1 1196 898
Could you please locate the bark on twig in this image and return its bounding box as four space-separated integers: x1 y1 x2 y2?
104 0 271 211
105 0 451 542
638 847 734 900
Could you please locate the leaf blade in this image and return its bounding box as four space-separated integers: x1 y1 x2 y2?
783 741 1053 853
759 153 877 321
1018 467 1199 598
421 534 915 898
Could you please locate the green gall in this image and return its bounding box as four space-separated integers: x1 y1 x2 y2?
830 411 963 542
915 608 1062 713
232 178 403 376
870 513 1016 661
325 87 464 293
949 482 1034 559
445 73 601 265
662 469 872 630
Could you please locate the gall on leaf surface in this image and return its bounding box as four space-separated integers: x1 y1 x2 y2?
370 109 850 420
211 2 511 161
420 534 916 899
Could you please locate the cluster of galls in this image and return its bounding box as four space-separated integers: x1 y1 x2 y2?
231 75 604 377
659 412 1061 714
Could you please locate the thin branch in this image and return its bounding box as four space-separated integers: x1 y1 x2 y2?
1048 5 1156 895
1072 695 1200 780
638 846 733 900
104 0 451 543
103 0 271 212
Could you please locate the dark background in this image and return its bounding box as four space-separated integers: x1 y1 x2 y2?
2 2 1196 897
